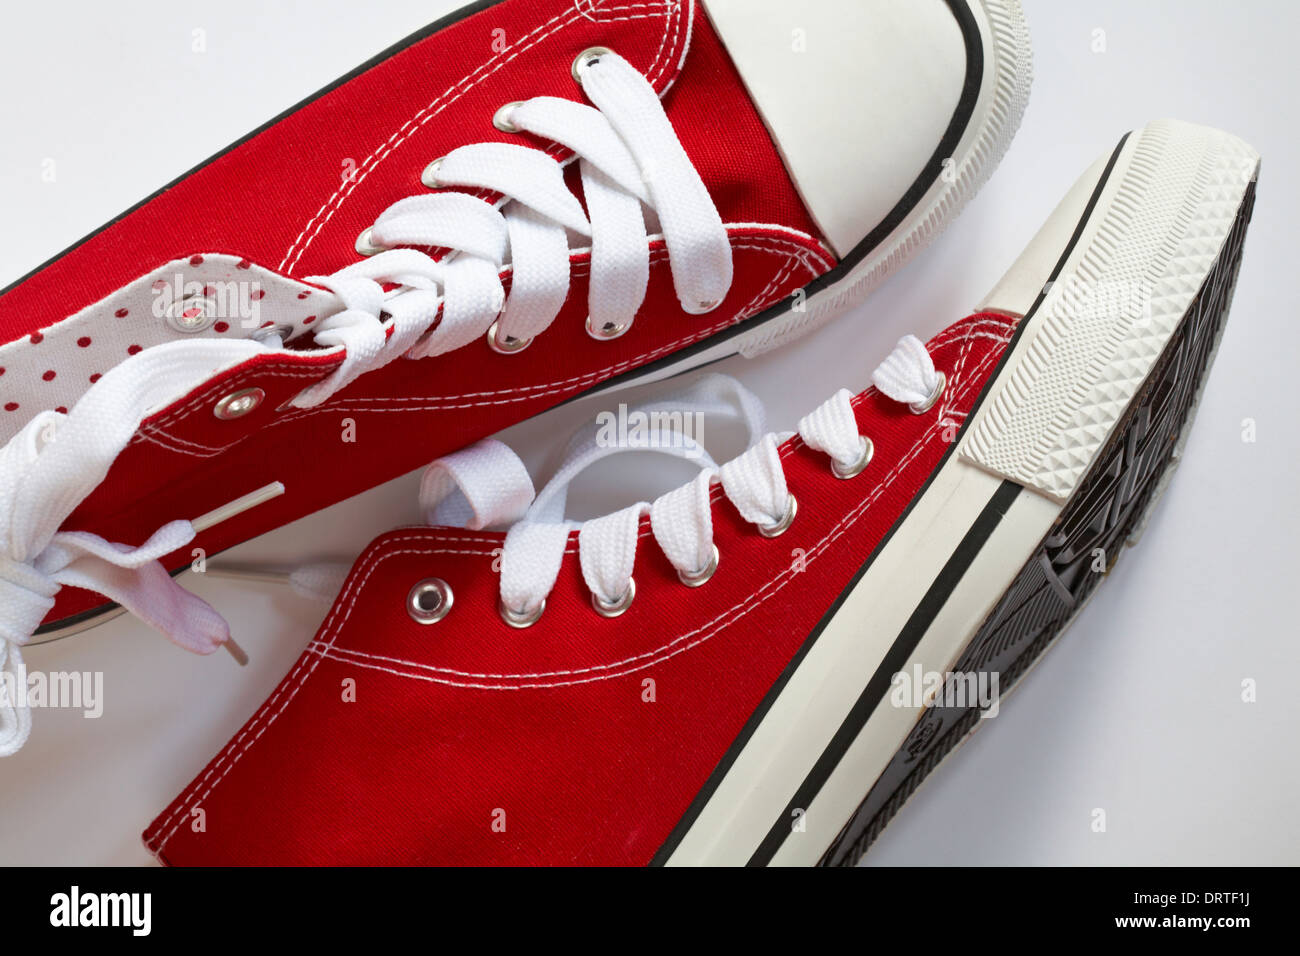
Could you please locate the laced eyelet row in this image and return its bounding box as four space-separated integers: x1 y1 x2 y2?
826 367 945 479
449 361 949 629
495 496 799 627
494 541 723 627
357 45 723 354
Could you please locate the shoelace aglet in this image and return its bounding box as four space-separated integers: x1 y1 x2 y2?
191 482 285 534
223 637 249 667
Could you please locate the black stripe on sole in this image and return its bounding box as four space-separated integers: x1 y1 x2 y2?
820 175 1258 868
748 479 1023 866
650 132 1134 867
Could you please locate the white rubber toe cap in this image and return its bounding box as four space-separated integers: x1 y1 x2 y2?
702 0 979 257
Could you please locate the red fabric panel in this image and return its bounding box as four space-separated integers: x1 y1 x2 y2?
144 312 1019 865
0 0 821 340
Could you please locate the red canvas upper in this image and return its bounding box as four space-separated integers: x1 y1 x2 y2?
1 0 820 337
0 0 838 628
144 311 1019 866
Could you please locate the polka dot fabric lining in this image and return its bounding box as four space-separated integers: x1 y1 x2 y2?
0 255 339 442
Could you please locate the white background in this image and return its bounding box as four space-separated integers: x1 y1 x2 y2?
1 0 1296 865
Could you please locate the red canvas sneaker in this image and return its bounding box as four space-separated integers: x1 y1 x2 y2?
143 119 1258 865
0 0 1032 687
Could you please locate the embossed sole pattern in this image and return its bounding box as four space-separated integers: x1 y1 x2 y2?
820 177 1257 868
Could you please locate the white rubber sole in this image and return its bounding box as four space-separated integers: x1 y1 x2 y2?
962 119 1261 502
590 0 1032 396
658 118 1259 866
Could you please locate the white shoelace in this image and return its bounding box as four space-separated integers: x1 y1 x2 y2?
419 336 943 623
0 340 266 756
297 48 731 404
206 334 943 626
0 49 731 756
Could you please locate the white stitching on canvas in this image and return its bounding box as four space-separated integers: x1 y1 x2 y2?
130 368 333 454
139 236 822 457
146 329 1007 853
279 0 685 275
135 314 1004 462
308 349 1010 686
145 315 1017 853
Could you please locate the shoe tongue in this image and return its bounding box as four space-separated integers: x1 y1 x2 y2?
523 371 769 524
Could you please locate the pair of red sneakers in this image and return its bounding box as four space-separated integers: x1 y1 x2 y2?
0 0 1258 865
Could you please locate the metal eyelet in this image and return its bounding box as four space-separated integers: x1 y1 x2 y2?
164 293 217 333
420 157 445 189
681 297 723 315
591 578 636 618
355 227 383 257
586 315 631 341
757 495 798 538
493 101 525 133
831 436 874 479
677 545 719 588
909 371 946 414
500 597 545 628
571 46 614 84
213 387 265 421
407 578 453 624
486 319 533 354
250 323 295 344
